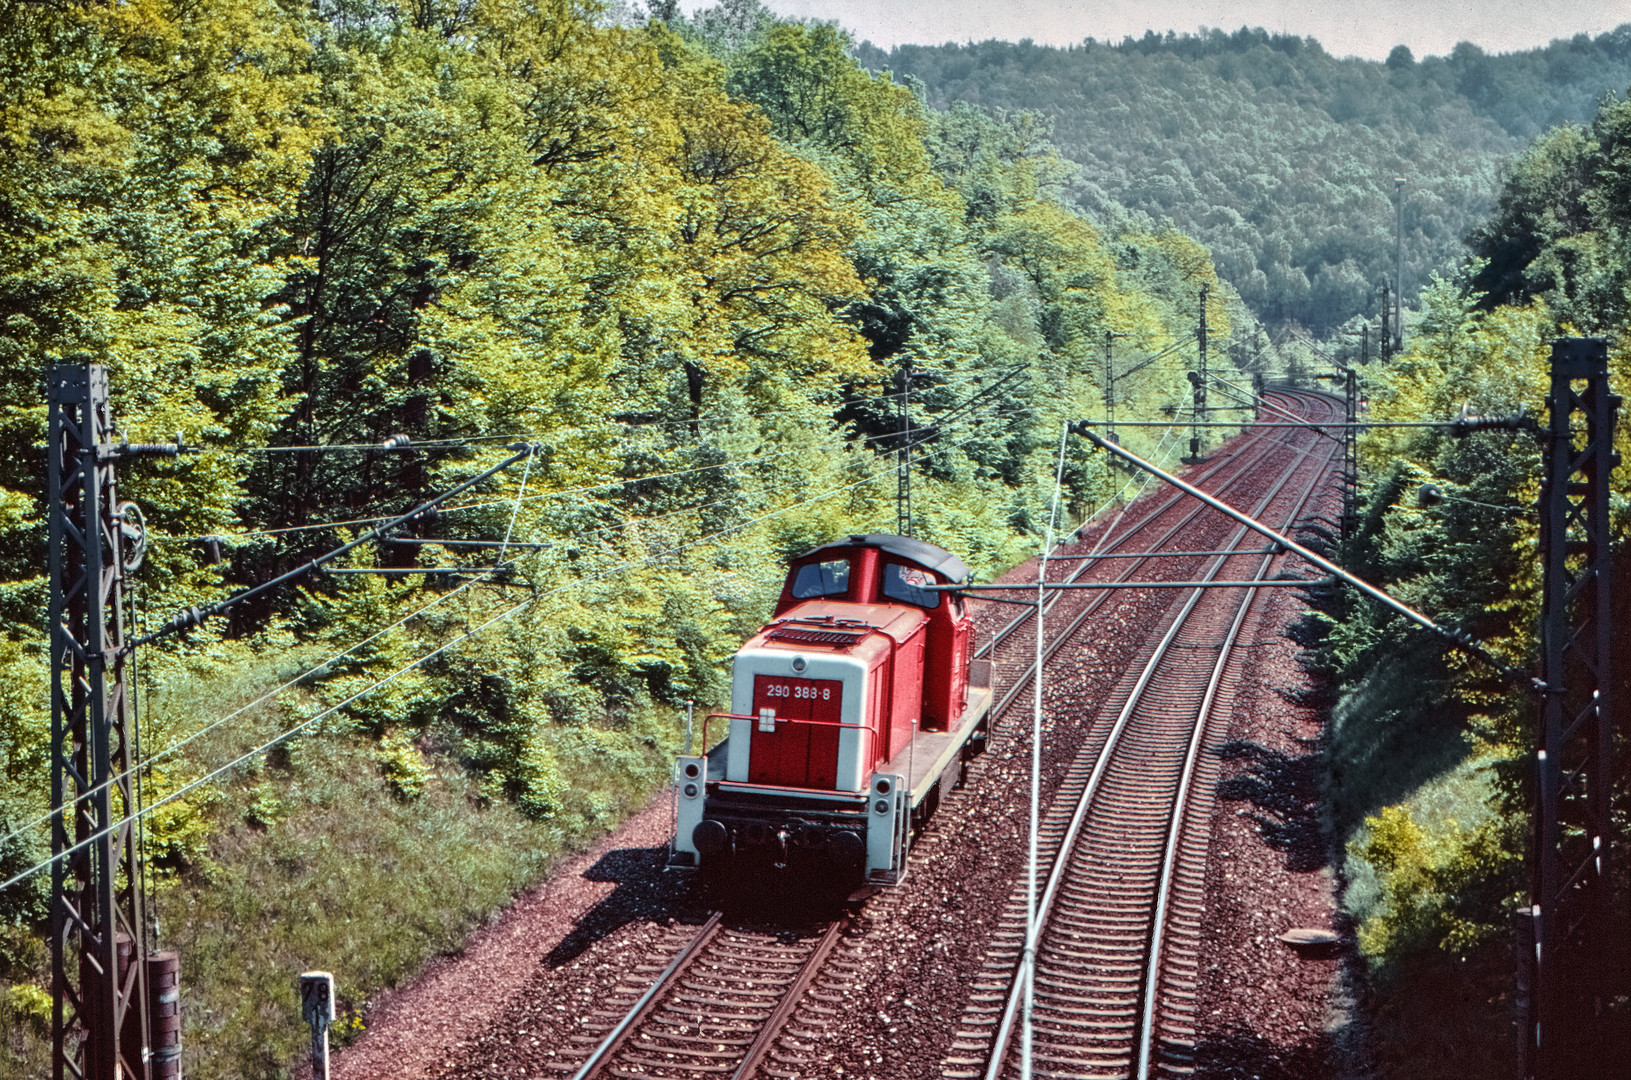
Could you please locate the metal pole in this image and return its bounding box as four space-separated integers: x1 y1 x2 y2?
1189 287 1209 460
904 355 912 538
897 357 913 537
1380 283 1391 362
1104 331 1116 435
1019 425 1069 1080
1103 330 1126 497
1344 368 1358 546
1524 337 1617 1079
1394 178 1406 355
1198 285 1209 432
48 362 151 1080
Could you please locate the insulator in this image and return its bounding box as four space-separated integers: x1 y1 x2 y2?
116 501 148 572
381 433 411 450
1448 412 1539 437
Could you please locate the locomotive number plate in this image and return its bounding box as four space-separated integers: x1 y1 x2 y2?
759 679 836 702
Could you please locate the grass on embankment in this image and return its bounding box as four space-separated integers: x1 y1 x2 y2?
1 647 677 1080
1324 640 1528 1080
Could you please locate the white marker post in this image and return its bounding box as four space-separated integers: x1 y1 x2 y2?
300 971 336 1080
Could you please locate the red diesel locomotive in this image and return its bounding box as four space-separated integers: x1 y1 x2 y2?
670 534 992 887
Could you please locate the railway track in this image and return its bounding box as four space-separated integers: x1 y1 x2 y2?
537 391 1341 1080
974 392 1340 727
558 914 849 1080
945 391 1342 1080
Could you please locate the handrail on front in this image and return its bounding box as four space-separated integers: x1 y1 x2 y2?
699 711 874 755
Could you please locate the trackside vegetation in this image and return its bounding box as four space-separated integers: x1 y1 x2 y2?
1318 90 1631 1077
0 3 1264 1074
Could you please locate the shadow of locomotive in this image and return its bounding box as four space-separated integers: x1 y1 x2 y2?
1215 740 1326 873
1186 1022 1337 1079
543 846 849 967
544 845 695 968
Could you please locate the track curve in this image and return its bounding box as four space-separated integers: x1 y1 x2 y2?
407 389 1346 1080
947 389 1343 1080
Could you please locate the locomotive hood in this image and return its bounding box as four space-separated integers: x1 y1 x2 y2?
746 601 930 650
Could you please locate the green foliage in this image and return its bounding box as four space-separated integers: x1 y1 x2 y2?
156 737 562 1080
1468 95 1631 331
860 25 1631 335
1348 793 1522 959
1320 83 1631 1075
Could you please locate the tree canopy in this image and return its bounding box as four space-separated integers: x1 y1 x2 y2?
0 8 1265 1071
860 25 1631 335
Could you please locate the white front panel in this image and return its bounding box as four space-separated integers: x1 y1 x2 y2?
729 649 869 791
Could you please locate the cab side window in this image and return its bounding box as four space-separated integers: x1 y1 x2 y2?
882 562 941 609
792 559 850 599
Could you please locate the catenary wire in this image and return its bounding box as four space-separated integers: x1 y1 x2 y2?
0 401 1032 859
0 442 558 858
201 380 987 453
159 389 1027 542
0 414 1024 881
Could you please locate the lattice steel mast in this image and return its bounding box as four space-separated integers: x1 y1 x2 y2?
48 363 151 1080
1522 337 1619 1078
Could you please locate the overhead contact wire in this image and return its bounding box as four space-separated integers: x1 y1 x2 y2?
176 397 1026 541
0 404 1032 858
0 417 1021 893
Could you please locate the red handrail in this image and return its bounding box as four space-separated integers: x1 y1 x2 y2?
699 711 874 757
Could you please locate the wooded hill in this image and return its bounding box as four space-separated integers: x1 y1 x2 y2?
859 26 1631 335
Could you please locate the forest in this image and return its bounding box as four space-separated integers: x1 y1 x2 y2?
861 25 1631 334
0 2 1259 1073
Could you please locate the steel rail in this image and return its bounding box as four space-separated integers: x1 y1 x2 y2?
570 911 723 1080
576 392 1336 1080
1133 437 1335 1079
1133 546 1265 1079
587 400 1332 1080
973 397 1313 661
1044 547 1280 560
1077 423 1520 679
950 578 1330 591
976 393 1334 725
977 392 1316 663
978 394 1342 1079
1100 420 1466 429
570 913 847 1080
1210 374 1340 441
727 917 849 1080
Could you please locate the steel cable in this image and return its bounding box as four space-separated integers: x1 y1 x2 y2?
0 415 1024 894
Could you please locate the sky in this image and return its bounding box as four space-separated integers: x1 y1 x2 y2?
679 1 1631 61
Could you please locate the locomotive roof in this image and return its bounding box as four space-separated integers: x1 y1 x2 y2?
798 533 970 584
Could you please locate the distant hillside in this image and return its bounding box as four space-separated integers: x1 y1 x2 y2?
858 26 1631 334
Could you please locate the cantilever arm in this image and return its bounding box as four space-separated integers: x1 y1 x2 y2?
1071 422 1527 684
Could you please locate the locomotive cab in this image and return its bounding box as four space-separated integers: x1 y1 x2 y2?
671 534 992 890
